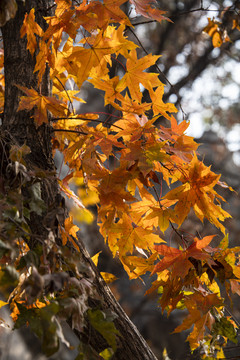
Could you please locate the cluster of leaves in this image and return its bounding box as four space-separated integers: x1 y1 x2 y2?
203 4 240 47
1 0 240 358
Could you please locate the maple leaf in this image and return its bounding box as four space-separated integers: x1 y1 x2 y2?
116 49 161 102
74 178 99 207
129 0 172 23
156 116 199 163
145 141 171 165
150 85 178 120
120 93 152 114
66 25 136 88
121 252 158 279
121 141 154 177
89 75 122 106
17 85 69 125
203 18 230 48
105 213 163 257
97 166 136 221
91 129 124 158
142 199 177 233
171 134 199 162
34 40 51 85
114 113 155 142
88 0 132 28
20 9 43 55
164 153 231 232
173 292 223 350
100 272 118 284
55 0 72 17
60 216 80 246
169 116 189 137
44 1 76 52
152 235 216 278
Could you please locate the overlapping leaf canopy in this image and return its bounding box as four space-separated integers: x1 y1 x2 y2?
1 0 240 358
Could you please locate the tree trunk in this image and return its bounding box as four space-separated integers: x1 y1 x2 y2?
1 2 158 359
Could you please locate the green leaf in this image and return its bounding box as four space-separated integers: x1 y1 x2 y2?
213 317 237 344
29 182 47 215
17 250 40 269
76 342 102 360
99 348 114 360
15 301 60 356
145 142 169 164
0 266 19 288
88 309 120 351
219 234 229 250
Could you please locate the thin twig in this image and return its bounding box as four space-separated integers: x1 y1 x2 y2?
169 219 187 245
53 128 88 135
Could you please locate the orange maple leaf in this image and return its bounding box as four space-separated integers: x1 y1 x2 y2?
20 9 43 55
59 216 80 252
121 252 158 279
143 199 177 233
89 0 132 28
173 292 223 349
89 127 125 157
44 1 76 52
164 153 231 232
17 85 68 125
34 40 51 85
60 216 80 246
152 235 216 278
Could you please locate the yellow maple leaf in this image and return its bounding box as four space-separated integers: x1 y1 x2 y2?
91 251 102 266
121 253 158 279
89 75 122 106
150 85 178 120
203 18 230 48
66 25 136 88
105 213 164 257
100 272 118 284
116 49 161 102
60 216 80 246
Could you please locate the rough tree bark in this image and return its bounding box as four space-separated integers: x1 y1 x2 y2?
1 1 158 359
